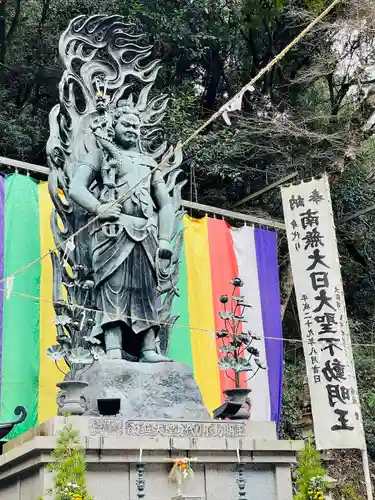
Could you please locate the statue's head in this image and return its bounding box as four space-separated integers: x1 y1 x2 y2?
111 102 141 150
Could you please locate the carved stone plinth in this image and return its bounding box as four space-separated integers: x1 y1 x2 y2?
0 417 303 500
80 359 210 420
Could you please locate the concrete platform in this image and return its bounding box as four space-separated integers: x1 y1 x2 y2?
0 417 303 500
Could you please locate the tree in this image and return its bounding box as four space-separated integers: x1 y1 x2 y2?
293 437 327 500
46 422 92 500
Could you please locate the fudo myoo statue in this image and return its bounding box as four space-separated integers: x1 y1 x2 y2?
69 99 176 363
47 16 185 364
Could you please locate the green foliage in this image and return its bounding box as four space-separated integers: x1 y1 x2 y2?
45 422 93 500
279 363 304 440
358 137 375 174
352 350 375 459
337 483 364 500
293 438 327 500
303 0 330 11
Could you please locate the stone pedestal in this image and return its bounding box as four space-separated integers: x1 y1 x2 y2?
80 359 210 420
0 417 303 500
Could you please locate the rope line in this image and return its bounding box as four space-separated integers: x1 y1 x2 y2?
1 285 373 349
0 0 341 285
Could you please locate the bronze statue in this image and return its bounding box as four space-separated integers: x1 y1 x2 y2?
47 16 185 365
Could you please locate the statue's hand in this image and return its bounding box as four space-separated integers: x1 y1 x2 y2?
96 203 121 221
158 239 173 260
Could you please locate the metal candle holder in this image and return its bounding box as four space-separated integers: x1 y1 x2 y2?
136 448 146 499
237 449 247 500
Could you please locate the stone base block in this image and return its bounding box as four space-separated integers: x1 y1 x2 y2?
80 358 210 420
0 417 303 500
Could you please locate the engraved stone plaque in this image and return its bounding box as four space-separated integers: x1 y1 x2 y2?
89 418 125 437
88 418 246 438
125 420 246 438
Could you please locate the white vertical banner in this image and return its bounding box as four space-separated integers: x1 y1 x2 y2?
231 225 270 422
281 174 365 450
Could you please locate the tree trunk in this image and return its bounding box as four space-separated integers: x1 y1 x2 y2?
281 261 293 319
203 48 223 112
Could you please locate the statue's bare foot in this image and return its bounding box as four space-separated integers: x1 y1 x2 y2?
139 349 173 363
106 348 122 359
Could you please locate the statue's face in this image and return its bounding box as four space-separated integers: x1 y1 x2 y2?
114 112 140 149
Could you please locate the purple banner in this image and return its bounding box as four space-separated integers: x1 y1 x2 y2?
254 228 283 430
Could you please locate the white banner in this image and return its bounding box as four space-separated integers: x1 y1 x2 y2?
231 226 270 421
281 175 365 450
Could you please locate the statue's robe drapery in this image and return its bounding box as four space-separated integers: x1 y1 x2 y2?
77 131 160 356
